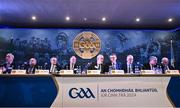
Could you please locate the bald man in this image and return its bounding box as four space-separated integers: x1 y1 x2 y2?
49 57 61 73
64 56 78 74
0 53 15 74
26 58 38 74
122 55 135 73
88 54 106 74
160 57 174 73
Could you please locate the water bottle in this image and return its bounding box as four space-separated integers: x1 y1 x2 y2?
158 65 162 74
109 66 112 74
79 66 82 74
76 66 81 75
135 65 140 74
18 65 20 70
21 64 24 70
40 66 42 70
66 65 69 70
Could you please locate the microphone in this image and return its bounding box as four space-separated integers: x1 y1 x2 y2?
44 62 48 69
85 62 92 69
21 62 27 70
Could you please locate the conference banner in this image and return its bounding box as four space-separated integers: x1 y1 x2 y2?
51 77 175 107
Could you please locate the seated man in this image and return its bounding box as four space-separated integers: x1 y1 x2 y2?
26 58 38 74
106 53 121 70
142 56 158 70
88 54 106 74
49 57 61 73
122 55 135 73
0 53 15 74
160 57 174 73
64 56 78 74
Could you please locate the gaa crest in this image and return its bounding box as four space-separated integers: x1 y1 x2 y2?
73 32 101 59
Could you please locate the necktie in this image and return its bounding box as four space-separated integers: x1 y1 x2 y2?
127 64 130 73
112 63 116 70
150 65 153 70
28 67 31 74
50 65 55 73
129 64 131 73
31 67 34 74
28 66 34 74
165 66 169 71
99 64 102 71
70 63 74 70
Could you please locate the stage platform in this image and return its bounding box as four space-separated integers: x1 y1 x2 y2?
0 74 180 107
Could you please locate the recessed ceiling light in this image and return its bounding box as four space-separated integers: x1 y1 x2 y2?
84 18 87 21
168 18 173 22
102 17 106 22
136 18 140 22
66 16 70 21
31 16 37 21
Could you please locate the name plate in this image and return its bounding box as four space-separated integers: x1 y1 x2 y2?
11 70 26 74
35 70 49 74
141 70 155 74
87 70 101 75
111 70 124 74
165 70 179 74
59 70 74 75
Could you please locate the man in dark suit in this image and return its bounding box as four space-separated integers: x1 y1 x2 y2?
26 58 38 74
88 54 106 74
160 57 175 73
122 55 135 73
49 57 61 74
106 53 121 71
64 56 78 74
142 56 158 70
0 53 15 74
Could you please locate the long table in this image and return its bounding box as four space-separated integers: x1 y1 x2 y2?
0 74 180 107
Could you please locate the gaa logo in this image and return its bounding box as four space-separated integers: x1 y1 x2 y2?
69 88 95 99
73 32 101 59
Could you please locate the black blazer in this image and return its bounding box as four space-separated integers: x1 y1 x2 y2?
105 62 122 70
48 64 62 73
160 64 175 74
122 63 135 73
142 63 158 70
1 62 15 74
26 65 38 74
88 62 107 74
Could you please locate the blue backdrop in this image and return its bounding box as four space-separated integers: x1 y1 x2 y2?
0 28 179 69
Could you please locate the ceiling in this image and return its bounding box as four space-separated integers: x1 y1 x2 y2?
0 0 180 29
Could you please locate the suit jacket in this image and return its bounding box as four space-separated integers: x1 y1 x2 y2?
122 63 135 73
64 63 78 74
48 64 62 73
88 62 106 74
105 62 122 70
26 65 38 74
160 64 175 74
1 62 15 74
142 63 158 70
